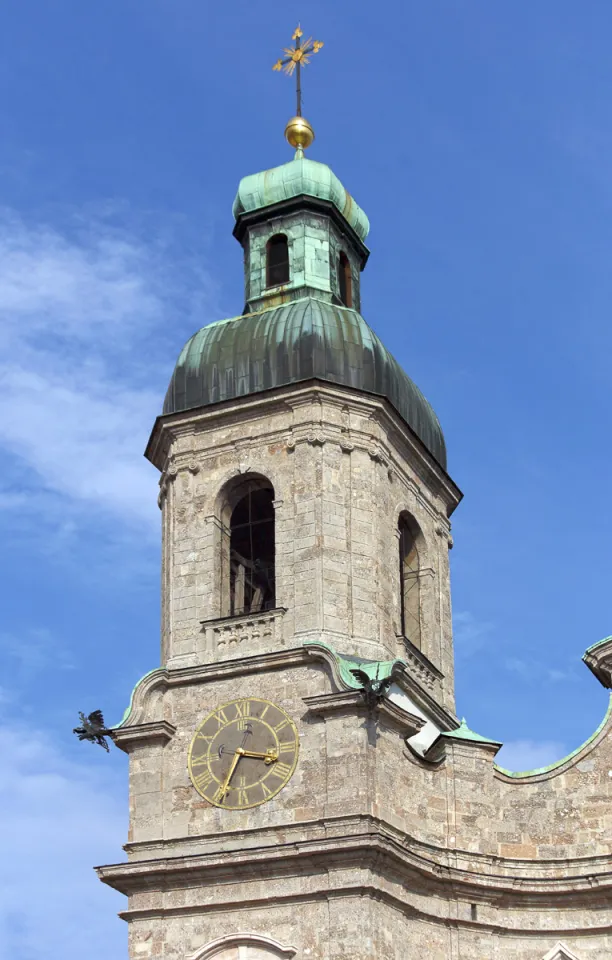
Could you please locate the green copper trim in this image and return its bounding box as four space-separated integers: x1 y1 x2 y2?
113 667 165 728
494 694 612 778
441 717 502 746
303 639 406 690
583 635 612 654
233 154 370 242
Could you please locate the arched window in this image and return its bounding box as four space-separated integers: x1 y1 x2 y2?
399 514 421 649
229 482 275 616
266 234 290 287
189 933 297 959
337 251 352 307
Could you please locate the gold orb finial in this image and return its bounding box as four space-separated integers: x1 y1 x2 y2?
284 115 315 150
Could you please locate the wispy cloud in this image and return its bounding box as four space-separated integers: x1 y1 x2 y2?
0 720 126 960
0 209 217 538
496 738 567 773
0 627 74 677
453 609 494 658
504 656 575 685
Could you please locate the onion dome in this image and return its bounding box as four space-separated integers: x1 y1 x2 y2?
163 298 447 469
232 152 370 245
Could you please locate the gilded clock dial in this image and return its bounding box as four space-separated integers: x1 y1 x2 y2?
188 697 299 809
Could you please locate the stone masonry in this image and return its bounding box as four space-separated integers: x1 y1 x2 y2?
96 380 612 959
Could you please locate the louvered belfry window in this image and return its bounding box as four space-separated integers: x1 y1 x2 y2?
266 234 290 287
229 486 276 616
399 515 421 649
337 251 353 307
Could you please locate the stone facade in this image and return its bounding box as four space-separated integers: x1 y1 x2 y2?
96 378 612 958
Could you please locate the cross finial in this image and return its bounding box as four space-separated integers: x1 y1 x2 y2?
273 24 324 118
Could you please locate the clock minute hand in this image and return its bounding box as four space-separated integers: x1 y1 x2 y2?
219 749 242 798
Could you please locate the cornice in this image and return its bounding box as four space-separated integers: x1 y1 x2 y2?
111 720 176 753
583 636 612 689
115 649 312 728
117 641 457 751
121 813 612 886
97 815 612 917
115 891 612 941
232 193 370 267
145 380 462 514
302 690 425 738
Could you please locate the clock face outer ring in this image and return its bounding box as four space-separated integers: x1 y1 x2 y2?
187 697 299 810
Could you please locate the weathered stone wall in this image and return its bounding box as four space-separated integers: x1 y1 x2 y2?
102 645 612 959
121 655 612 858
97 380 612 959
153 382 458 708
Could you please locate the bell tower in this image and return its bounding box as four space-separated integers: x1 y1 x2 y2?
95 30 612 960
95 24 467 956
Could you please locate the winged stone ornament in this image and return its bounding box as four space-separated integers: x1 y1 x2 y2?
350 668 394 711
73 709 113 752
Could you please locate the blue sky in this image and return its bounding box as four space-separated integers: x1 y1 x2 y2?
1 2 611 956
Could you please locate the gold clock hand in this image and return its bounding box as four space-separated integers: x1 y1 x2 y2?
240 749 279 764
219 749 242 798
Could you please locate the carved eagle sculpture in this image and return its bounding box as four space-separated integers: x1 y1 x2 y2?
350 669 394 711
73 710 113 752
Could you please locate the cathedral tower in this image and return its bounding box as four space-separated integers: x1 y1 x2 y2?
97 46 612 960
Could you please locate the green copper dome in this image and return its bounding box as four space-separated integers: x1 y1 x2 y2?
232 153 370 243
163 298 447 469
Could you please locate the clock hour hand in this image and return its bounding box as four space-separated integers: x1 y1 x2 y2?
239 748 278 764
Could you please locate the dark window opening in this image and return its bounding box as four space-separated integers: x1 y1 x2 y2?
266 234 290 287
337 251 353 308
399 515 421 649
230 486 276 616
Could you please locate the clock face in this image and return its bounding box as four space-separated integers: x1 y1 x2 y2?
188 697 299 809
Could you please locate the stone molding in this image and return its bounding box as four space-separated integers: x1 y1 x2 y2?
541 944 583 960
115 650 310 727
302 689 425 738
97 815 612 927
582 636 612 689
303 640 456 731
426 734 501 764
188 934 297 959
111 720 176 753
399 634 443 693
200 608 287 660
117 645 456 733
121 812 612 887
145 380 462 515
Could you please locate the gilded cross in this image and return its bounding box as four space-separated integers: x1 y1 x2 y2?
273 25 324 117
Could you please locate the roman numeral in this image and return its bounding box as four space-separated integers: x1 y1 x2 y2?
278 740 295 754
193 770 213 791
268 761 293 781
234 701 251 719
195 732 212 744
190 753 208 767
236 788 249 806
273 719 290 734
214 708 228 727
261 781 273 799
259 704 270 720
